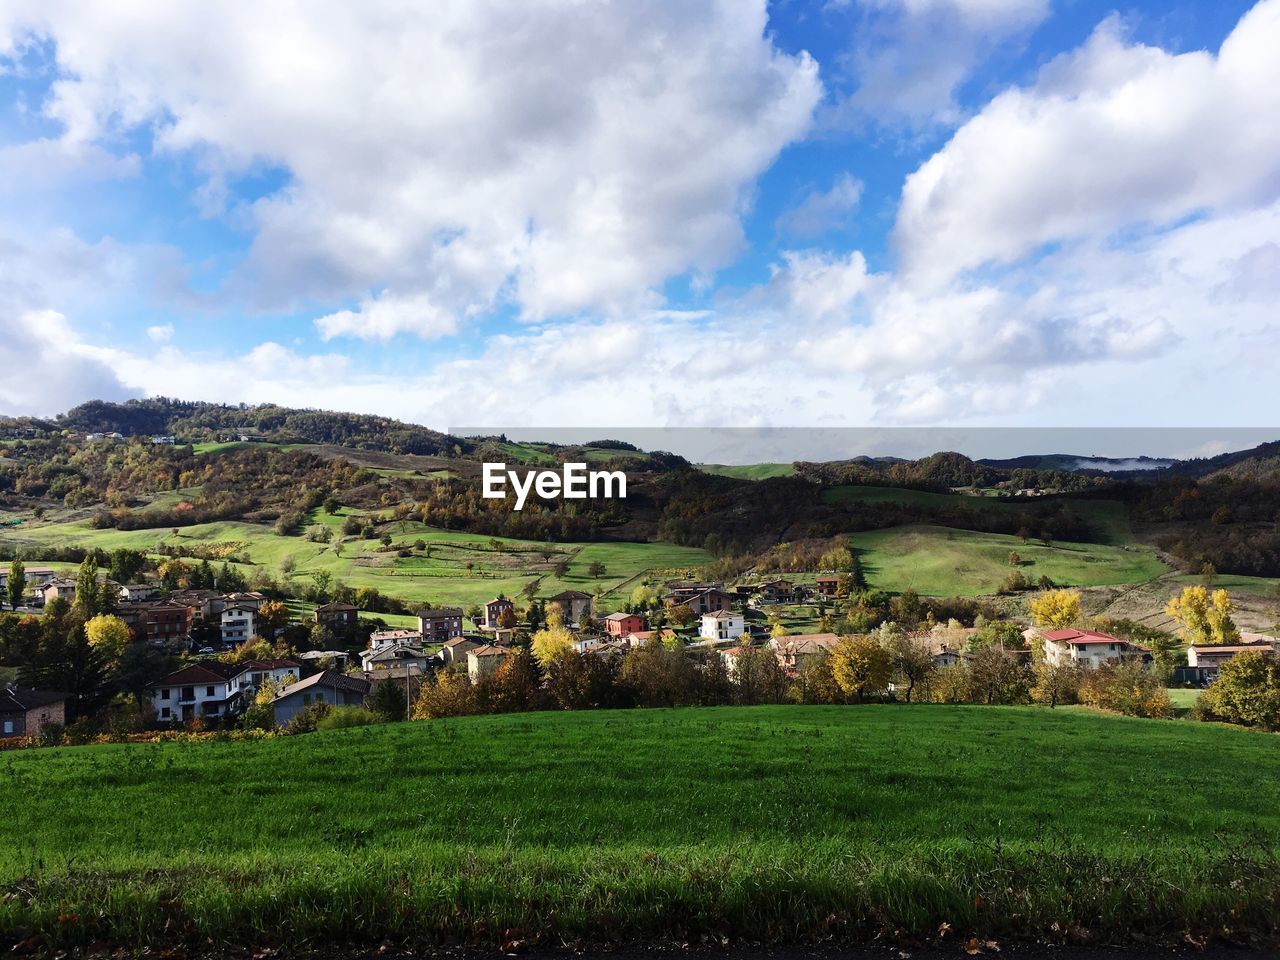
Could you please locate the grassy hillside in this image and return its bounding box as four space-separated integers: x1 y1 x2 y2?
0 508 711 607
2 705 1278 949
850 524 1167 596
699 462 797 480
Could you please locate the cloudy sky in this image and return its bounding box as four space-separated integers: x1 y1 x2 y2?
1 0 1277 431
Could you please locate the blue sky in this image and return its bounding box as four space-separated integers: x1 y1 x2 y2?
1 0 1277 435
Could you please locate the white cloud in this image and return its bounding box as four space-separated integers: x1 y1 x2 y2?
831 0 1048 128
896 0 1280 285
2 1 821 330
146 323 173 343
315 291 460 342
775 174 864 239
0 310 131 416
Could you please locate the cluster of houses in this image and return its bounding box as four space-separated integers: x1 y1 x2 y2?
4 563 1279 740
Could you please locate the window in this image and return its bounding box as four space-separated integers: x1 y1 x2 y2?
160 708 171 719
2 721 12 734
206 686 216 696
161 688 170 700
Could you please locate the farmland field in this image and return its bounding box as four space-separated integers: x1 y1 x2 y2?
1 705 1278 949
0 508 712 609
698 462 797 480
849 524 1168 596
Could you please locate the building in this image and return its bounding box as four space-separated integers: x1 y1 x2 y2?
482 597 516 630
222 591 266 611
149 662 249 724
132 600 193 645
666 586 733 616
298 650 350 669
118 583 160 602
220 604 257 646
315 602 358 628
368 628 423 647
0 688 66 738
1034 628 1142 669
169 589 225 621
815 576 839 598
240 659 301 691
753 579 798 604
1186 637 1278 678
700 609 746 642
546 590 592 626
467 645 510 681
271 671 370 727
624 629 679 649
603 612 647 637
417 607 464 643
0 565 56 591
40 577 77 604
361 640 433 674
441 636 480 666
770 633 840 672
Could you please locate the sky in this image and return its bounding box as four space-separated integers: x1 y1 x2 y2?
1 0 1278 435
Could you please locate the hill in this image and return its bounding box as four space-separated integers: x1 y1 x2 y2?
2 705 1278 950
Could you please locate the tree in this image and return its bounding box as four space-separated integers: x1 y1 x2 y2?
531 607 575 668
367 679 407 722
1197 651 1280 730
84 614 131 663
667 603 696 628
830 635 892 702
256 600 290 638
74 556 102 619
1031 660 1082 708
413 671 477 719
882 625 935 703
1165 586 1240 646
732 643 788 705
1029 589 1081 630
587 560 607 579
6 558 24 611
969 646 1032 705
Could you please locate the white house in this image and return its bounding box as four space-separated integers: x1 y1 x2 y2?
700 609 745 642
220 604 257 646
1035 628 1141 669
149 662 247 724
1186 637 1278 677
467 645 510 681
118 583 160 602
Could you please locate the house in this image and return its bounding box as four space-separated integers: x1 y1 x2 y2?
271 671 370 727
603 611 647 637
770 633 840 672
129 600 193 645
482 597 515 630
220 604 257 646
315 602 358 630
667 587 733 616
239 659 301 691
441 636 480 666
1034 628 1142 669
417 607 465 643
361 641 433 674
815 576 839 598
718 641 767 677
930 642 967 668
40 577 77 603
298 649 350 669
624 629 679 648
151 435 176 445
118 583 160 602
169 589 225 621
368 628 423 647
546 590 593 626
753 579 797 605
0 688 66 738
149 662 249 724
700 609 745 642
1186 637 1278 678
467 645 511 681
0 565 56 590
221 591 266 610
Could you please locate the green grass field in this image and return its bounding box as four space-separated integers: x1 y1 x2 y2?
0 509 712 609
698 462 797 480
849 524 1168 596
1 705 1278 950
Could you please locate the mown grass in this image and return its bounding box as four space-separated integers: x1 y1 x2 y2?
1 705 1278 950
699 462 797 480
848 524 1167 596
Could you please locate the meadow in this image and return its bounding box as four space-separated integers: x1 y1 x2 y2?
0 508 711 609
1 705 1278 949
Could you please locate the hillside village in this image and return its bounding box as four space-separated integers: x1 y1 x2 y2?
4 546 1279 742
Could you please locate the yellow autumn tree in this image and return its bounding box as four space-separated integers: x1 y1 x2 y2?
84 614 131 662
530 606 575 668
1029 589 1081 630
1165 586 1240 645
830 635 892 703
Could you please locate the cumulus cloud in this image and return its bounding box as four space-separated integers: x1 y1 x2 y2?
315 291 460 342
0 310 131 416
146 324 173 343
895 0 1280 285
1 1 821 329
830 0 1049 128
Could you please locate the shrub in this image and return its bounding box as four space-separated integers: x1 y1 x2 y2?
1080 662 1172 718
1196 651 1280 730
284 701 332 734
315 706 382 730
